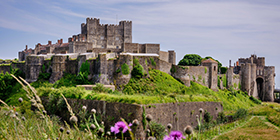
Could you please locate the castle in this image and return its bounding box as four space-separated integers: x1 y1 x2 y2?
4 17 275 102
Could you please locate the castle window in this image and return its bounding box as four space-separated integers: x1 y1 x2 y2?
214 66 216 71
101 45 104 48
100 36 104 40
116 37 119 40
116 46 119 49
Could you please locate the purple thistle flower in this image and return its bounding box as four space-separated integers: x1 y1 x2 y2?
163 131 185 140
110 121 132 134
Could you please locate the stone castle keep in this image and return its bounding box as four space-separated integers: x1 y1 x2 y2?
1 17 275 102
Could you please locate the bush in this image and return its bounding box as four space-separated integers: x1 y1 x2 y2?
217 112 228 124
121 63 130 75
249 96 262 104
38 72 51 81
148 121 166 139
233 108 248 120
131 64 144 79
92 83 112 93
204 111 213 123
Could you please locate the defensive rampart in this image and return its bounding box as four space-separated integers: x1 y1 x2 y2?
41 97 223 139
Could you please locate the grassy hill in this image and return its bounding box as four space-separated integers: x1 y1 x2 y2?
84 69 257 111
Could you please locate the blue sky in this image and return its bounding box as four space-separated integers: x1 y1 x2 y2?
0 0 279 88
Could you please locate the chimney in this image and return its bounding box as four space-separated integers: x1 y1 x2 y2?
48 41 52 45
57 39 60 44
229 60 231 68
25 45 28 51
68 37 73 43
60 39 63 44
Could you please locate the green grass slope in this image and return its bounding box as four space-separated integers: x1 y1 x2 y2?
88 69 257 111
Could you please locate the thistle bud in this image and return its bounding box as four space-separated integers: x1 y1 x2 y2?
82 106 87 111
21 116 26 121
199 108 204 113
59 127 64 132
167 123 172 129
132 119 139 126
66 130 70 134
184 125 193 135
146 114 153 122
91 109 96 114
70 116 78 124
90 124 96 130
18 98 23 103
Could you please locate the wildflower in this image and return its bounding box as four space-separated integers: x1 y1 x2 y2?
91 108 96 114
199 108 204 113
15 112 19 116
70 115 78 124
132 119 139 126
82 106 87 111
101 121 104 125
184 125 193 135
196 115 199 119
66 130 70 134
42 110 47 115
18 98 23 103
167 123 172 129
59 127 64 132
110 121 132 134
90 124 96 130
164 131 185 140
146 114 153 122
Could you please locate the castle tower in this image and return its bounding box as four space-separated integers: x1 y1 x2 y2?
168 50 176 65
263 66 275 101
201 59 218 90
240 63 251 95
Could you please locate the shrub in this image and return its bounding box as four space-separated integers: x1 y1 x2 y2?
249 96 262 104
121 63 130 75
148 121 166 139
92 83 112 93
80 61 90 74
233 108 248 120
204 111 213 123
38 72 51 81
131 64 144 79
217 112 228 124
150 57 156 66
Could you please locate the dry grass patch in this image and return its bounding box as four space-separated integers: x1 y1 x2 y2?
215 117 280 140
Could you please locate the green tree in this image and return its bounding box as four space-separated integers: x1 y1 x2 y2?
178 54 202 66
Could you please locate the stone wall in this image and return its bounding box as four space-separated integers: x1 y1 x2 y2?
159 60 172 75
172 65 209 87
0 65 10 74
159 51 169 62
49 55 67 83
41 97 223 139
145 102 223 132
25 55 45 82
